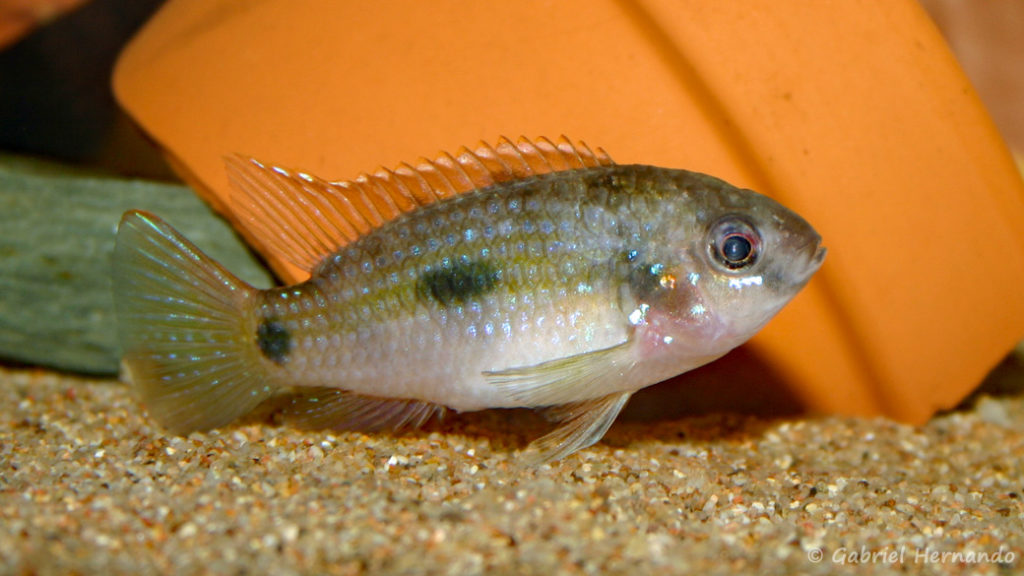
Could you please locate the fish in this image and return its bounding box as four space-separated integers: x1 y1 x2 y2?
111 136 825 462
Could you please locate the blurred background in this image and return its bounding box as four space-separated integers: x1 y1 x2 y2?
1 0 1021 176
0 0 170 177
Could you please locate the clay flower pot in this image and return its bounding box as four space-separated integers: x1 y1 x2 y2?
113 1 1024 424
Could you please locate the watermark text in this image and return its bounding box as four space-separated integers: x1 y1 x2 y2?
806 545 1016 566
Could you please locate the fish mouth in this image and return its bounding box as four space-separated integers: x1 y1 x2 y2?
811 244 827 268
788 232 826 284
799 243 827 282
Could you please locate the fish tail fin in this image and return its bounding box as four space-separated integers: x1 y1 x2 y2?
112 210 274 433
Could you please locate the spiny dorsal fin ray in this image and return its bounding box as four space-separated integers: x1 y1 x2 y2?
226 136 614 280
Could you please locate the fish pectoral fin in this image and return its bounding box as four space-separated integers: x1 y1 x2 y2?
483 339 635 407
282 387 445 432
526 392 633 463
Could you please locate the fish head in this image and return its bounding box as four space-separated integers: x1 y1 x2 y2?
632 182 825 366
692 188 825 340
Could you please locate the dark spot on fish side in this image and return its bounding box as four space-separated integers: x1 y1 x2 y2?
257 319 291 364
418 260 501 305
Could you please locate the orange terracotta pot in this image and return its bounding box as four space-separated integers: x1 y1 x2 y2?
113 1 1024 424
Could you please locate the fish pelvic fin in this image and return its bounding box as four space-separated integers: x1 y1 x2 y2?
226 136 614 282
112 210 274 434
527 392 633 464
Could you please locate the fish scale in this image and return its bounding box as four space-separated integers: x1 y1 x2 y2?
262 167 647 405
112 137 824 462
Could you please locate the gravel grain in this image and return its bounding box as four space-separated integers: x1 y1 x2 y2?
2 365 1023 575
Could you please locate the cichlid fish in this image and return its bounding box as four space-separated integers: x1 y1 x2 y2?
112 137 825 462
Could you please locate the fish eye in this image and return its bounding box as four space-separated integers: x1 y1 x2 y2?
708 217 760 271
722 234 752 263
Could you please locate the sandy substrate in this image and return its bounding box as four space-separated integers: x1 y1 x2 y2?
2 364 1023 575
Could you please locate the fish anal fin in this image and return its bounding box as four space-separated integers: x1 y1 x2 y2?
282 387 445 433
483 338 635 407
225 137 613 281
527 392 633 463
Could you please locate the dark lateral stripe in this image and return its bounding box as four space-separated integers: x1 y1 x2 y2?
257 319 291 364
417 260 501 306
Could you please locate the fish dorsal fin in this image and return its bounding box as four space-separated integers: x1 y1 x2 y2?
225 136 614 279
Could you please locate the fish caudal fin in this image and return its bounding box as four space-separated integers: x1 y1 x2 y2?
112 210 274 433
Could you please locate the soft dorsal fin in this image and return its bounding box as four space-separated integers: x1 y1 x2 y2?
225 136 614 279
